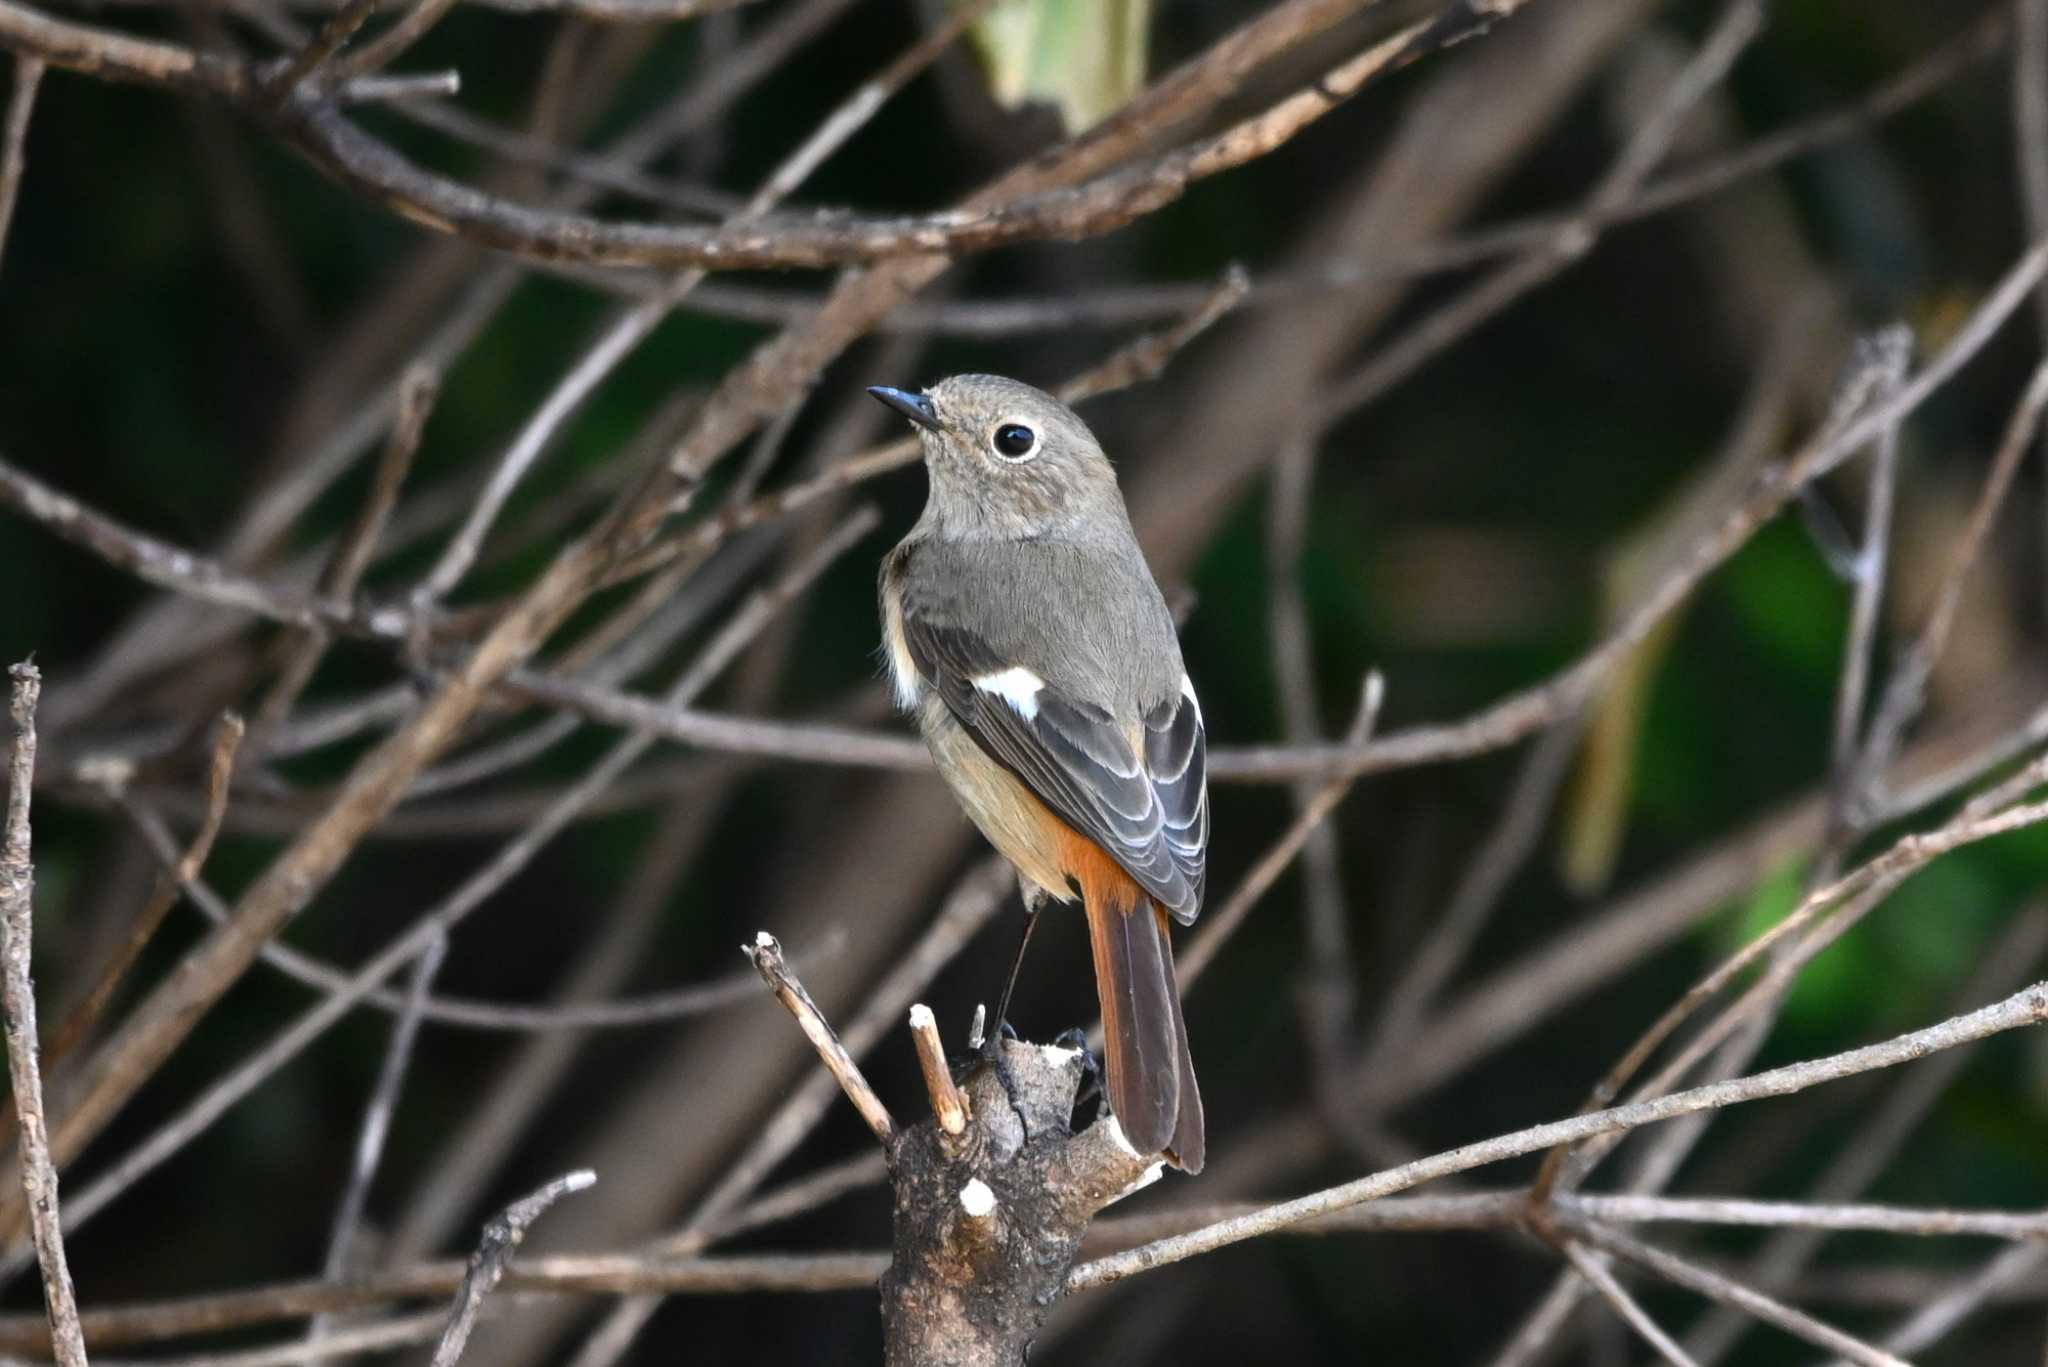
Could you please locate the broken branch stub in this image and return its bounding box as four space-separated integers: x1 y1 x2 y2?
881 1035 1158 1367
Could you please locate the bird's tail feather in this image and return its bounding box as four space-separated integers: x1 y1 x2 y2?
1074 838 1205 1173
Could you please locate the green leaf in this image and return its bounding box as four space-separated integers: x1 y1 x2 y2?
956 0 1149 132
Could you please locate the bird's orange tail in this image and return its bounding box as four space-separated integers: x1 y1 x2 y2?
1067 829 1205 1173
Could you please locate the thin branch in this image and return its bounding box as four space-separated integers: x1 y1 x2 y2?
746 933 892 1143
115 799 804 1031
1824 327 1909 850
248 365 435 749
261 0 380 103
1068 981 2048 1286
1217 232 2048 784
408 0 991 609
1868 1238 2048 1361
2 513 879 1269
429 1170 595 1367
1548 782 2048 1194
0 456 328 631
1561 1238 1700 1367
1 664 85 1367
1310 0 1766 430
45 713 243 1070
604 262 1249 587
540 10 2005 330
1569 1219 1906 1367
0 54 43 267
1853 357 2048 801
1175 672 1383 989
1679 906 2048 1363
310 930 446 1318
8 1184 2048 1352
907 1004 966 1137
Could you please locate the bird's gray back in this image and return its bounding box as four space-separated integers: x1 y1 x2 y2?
905 534 1184 719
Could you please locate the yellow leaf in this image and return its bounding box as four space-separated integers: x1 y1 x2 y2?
955 0 1149 132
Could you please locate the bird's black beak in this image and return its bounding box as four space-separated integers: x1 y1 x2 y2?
866 385 941 432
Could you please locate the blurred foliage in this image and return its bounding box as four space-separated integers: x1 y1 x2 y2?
956 0 1151 132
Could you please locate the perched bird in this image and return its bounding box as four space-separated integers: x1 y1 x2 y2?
870 374 1208 1173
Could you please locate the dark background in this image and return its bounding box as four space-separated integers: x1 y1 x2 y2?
2 0 2047 1362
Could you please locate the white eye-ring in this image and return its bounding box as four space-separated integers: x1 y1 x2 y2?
989 418 1040 462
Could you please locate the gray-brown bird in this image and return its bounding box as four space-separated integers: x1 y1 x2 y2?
871 374 1207 1173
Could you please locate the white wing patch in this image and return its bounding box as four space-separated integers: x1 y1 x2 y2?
1179 673 1203 724
972 666 1046 722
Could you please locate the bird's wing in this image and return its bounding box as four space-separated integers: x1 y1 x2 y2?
899 603 1208 923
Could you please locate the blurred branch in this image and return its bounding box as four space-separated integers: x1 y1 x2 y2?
1852 357 2048 807
1221 233 2048 783
0 54 42 265
609 263 1249 585
0 512 879 1268
43 713 242 1070
553 10 2001 331
1559 1238 1698 1367
115 799 802 1031
410 0 991 610
1568 1219 1904 1367
307 929 446 1355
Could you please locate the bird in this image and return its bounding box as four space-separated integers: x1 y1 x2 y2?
870 374 1208 1173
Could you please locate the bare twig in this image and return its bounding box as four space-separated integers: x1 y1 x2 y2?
1569 1220 1906 1367
311 931 446 1306
248 365 435 748
907 1004 966 1137
1 664 85 1367
1311 0 1765 430
408 0 990 609
10 1184 2048 1352
1823 327 1910 850
606 263 1250 586
1680 906 2048 1363
0 0 1515 272
262 0 380 103
0 54 43 266
45 713 243 1069
430 1170 596 1367
1175 672 1383 989
1560 1238 1699 1367
746 933 892 1143
115 799 799 1031
1071 981 2048 1285
0 512 879 1267
1854 358 2048 799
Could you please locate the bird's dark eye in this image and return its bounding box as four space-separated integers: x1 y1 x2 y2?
992 423 1037 459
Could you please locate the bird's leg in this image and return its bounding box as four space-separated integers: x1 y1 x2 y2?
1050 1025 1103 1118
977 881 1049 1136
986 880 1047 1057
